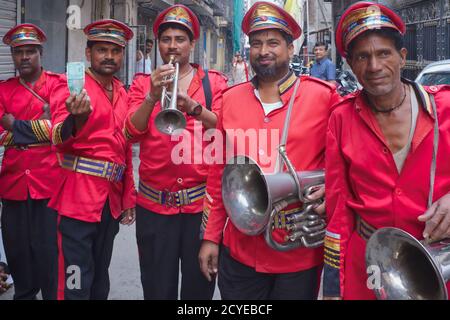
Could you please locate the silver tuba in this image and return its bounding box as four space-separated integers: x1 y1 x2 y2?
366 227 450 300
222 155 325 251
221 79 326 251
154 55 187 135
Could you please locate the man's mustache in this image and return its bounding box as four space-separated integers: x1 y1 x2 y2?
255 56 274 62
101 60 117 66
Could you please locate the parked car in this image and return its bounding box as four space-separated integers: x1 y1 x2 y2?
415 59 450 85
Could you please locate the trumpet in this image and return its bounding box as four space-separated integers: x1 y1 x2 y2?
154 55 187 135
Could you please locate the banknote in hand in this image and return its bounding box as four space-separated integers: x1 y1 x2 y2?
67 62 85 95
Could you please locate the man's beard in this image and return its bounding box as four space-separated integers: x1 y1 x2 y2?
251 58 290 80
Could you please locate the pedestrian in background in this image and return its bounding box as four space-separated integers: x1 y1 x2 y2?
232 51 250 84
310 42 336 84
136 39 153 75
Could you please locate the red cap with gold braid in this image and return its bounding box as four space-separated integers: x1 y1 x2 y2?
153 4 200 40
242 1 302 40
84 19 134 47
336 1 406 58
3 23 47 47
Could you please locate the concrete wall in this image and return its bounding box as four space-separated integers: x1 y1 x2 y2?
24 0 68 73
307 0 332 48
67 0 94 64
111 0 138 85
206 28 211 69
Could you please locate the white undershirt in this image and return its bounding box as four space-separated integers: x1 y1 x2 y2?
254 89 283 116
393 84 419 173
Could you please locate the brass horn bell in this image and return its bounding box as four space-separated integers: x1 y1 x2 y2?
221 155 325 251
366 227 450 300
221 155 299 236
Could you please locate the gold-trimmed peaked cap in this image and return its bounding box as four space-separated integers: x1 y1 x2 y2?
3 23 46 47
242 1 302 40
84 19 134 47
153 4 200 40
336 1 405 58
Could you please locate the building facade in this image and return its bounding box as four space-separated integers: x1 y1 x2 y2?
304 0 333 64
0 0 20 80
0 0 234 83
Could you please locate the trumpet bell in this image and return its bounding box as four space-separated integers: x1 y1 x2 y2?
155 109 187 135
366 227 450 300
221 155 297 235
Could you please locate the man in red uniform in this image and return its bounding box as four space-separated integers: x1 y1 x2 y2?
124 5 228 299
49 19 136 300
323 1 450 300
198 2 339 300
0 24 68 300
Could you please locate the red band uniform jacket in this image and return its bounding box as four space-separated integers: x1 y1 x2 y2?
202 73 341 273
124 65 228 215
48 71 136 222
323 81 450 299
0 70 67 200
